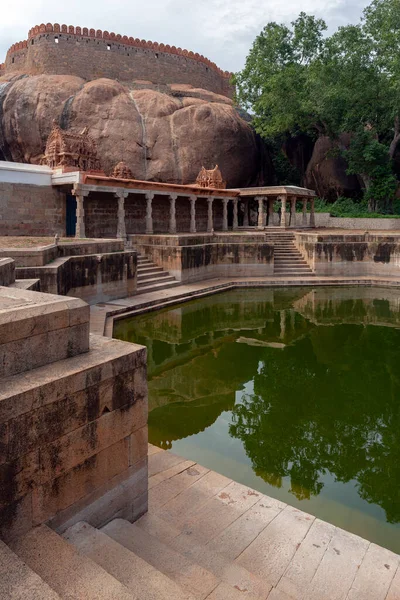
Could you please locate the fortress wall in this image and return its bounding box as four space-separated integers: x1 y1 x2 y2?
4 25 233 97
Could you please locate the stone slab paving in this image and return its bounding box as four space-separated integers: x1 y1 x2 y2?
145 445 400 600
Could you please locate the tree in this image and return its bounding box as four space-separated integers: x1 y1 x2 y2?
235 0 400 211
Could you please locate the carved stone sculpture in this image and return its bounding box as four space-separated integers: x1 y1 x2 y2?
42 122 102 171
195 165 226 189
112 161 133 179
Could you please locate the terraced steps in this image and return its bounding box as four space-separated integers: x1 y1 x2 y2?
10 525 135 600
137 254 179 295
266 232 314 276
4 445 400 599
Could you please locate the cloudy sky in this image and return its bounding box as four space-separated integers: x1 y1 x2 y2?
0 0 370 72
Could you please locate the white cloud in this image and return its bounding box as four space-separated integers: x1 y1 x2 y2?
0 0 370 72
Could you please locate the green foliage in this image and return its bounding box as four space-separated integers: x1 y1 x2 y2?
311 196 400 217
264 138 302 185
235 0 400 211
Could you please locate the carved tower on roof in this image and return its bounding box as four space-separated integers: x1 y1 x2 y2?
42 122 102 171
195 165 226 189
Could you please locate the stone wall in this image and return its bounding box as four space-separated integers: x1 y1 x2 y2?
16 251 137 304
5 26 233 98
0 286 148 541
0 258 15 286
314 213 400 230
295 231 400 276
132 233 274 282
0 182 65 236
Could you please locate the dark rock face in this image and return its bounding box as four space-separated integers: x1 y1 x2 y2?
303 135 362 201
0 74 262 187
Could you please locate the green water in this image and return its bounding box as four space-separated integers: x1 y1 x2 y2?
114 287 400 553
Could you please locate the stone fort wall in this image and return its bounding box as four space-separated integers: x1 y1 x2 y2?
1 23 233 98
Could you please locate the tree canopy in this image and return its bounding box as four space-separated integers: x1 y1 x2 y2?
234 0 400 211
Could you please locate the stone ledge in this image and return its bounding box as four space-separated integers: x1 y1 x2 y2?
0 334 146 422
0 287 90 377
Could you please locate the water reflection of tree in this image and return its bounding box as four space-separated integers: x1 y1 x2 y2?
230 324 400 522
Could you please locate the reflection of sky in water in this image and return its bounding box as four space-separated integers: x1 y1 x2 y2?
114 287 400 553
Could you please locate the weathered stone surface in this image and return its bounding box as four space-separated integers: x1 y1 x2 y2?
10 525 135 600
0 538 60 599
0 75 261 187
304 134 361 201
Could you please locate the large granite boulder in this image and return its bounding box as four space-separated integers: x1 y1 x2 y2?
0 74 261 187
303 135 361 201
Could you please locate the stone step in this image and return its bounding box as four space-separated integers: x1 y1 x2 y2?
0 537 60 600
138 271 172 282
137 275 176 287
102 519 219 600
10 524 135 600
135 280 181 295
137 266 164 275
275 259 308 264
145 514 271 599
64 522 195 600
274 269 313 275
275 263 309 269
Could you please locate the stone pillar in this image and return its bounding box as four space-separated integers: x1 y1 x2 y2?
207 197 214 232
169 194 177 234
302 199 308 227
145 192 154 234
74 190 89 239
268 198 274 227
257 196 264 230
290 197 296 228
190 195 197 233
243 200 249 227
233 199 239 230
222 198 229 231
115 190 128 240
280 195 287 228
310 198 316 228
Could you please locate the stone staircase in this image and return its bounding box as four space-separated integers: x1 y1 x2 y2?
3 518 270 600
137 254 180 295
266 231 314 277
3 446 400 600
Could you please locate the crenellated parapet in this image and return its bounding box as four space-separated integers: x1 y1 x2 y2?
3 23 233 96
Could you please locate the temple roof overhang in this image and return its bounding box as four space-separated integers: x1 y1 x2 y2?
236 186 316 198
51 169 240 198
51 169 316 199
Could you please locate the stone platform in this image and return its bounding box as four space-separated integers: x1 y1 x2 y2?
143 444 400 600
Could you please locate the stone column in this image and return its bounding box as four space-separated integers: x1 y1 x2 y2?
169 194 177 234
310 198 316 228
74 190 89 239
280 195 287 228
290 197 296 228
268 198 274 227
115 190 128 240
145 192 154 234
190 195 197 233
222 198 229 231
207 197 214 232
257 196 264 229
243 200 249 227
233 199 239 230
302 199 308 227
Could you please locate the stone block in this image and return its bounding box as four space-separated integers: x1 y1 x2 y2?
39 398 147 483
51 456 148 532
0 493 33 543
129 425 148 465
32 438 130 524
0 451 40 507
